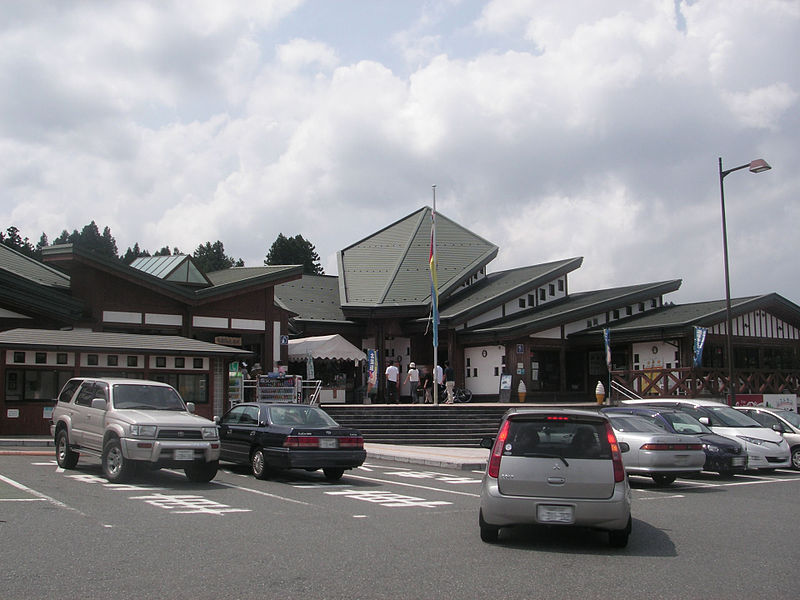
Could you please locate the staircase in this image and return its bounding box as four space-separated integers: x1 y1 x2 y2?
320 404 509 447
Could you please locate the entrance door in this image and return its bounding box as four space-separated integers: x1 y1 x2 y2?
530 350 560 392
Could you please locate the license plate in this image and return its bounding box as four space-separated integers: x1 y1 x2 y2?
319 438 337 449
732 457 745 466
537 505 574 524
174 449 195 461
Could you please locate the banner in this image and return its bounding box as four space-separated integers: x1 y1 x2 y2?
366 349 378 391
603 328 612 371
305 350 315 380
693 326 708 367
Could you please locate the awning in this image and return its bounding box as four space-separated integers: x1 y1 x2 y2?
287 334 365 363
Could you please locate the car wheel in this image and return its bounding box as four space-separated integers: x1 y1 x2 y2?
323 467 345 481
608 516 632 548
185 460 219 483
251 448 269 480
479 510 500 543
55 430 79 469
652 474 676 486
717 468 736 478
791 447 800 471
102 438 134 483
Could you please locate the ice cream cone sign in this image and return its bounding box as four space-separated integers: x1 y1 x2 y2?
595 381 605 405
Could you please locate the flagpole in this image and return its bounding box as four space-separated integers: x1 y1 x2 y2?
431 185 439 406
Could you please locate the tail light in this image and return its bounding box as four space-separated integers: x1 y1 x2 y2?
338 436 364 449
284 436 320 448
487 420 511 478
640 443 703 451
605 422 626 483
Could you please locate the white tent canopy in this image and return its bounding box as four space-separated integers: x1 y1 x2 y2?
287 334 365 363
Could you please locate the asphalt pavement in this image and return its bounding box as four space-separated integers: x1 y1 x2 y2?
0 436 490 470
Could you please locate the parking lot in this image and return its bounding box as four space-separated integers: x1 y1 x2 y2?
2 451 799 599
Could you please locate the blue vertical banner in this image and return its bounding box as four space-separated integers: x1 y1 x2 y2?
603 328 612 371
693 326 708 367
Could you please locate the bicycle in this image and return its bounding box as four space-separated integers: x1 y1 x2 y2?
439 386 473 403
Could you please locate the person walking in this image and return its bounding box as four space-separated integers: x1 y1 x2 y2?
434 363 443 402
385 360 400 404
403 362 420 404
444 360 455 404
420 368 433 403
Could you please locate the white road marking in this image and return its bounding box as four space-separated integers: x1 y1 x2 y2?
0 473 109 525
383 470 480 484
325 489 452 508
212 480 313 506
129 493 251 515
344 473 481 498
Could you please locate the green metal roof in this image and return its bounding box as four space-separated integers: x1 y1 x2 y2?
275 275 353 323
130 255 211 286
337 207 498 312
0 244 70 289
0 328 248 356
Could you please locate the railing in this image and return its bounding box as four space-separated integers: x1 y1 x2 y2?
301 380 322 404
610 367 800 400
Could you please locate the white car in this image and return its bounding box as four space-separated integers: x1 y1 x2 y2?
622 399 791 471
734 406 800 470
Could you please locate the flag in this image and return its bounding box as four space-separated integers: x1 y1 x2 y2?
603 328 612 371
693 326 708 367
429 210 439 347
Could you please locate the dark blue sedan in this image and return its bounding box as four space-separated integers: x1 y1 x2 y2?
602 406 747 476
217 403 366 480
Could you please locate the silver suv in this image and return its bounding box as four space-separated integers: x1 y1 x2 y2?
51 378 220 483
479 408 632 547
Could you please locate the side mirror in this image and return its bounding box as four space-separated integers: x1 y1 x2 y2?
91 398 107 411
213 416 220 424
698 416 710 426
186 402 195 414
619 442 630 453
772 423 784 434
479 437 495 449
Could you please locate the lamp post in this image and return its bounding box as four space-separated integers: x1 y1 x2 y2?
717 157 771 405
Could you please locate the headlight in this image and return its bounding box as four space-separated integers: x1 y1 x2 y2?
130 424 157 438
739 436 766 446
703 443 721 453
202 427 218 440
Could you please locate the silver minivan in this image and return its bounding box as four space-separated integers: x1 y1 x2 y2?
479 408 632 547
734 406 800 470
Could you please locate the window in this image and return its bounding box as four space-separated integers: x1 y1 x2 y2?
626 306 632 316
57 353 68 365
639 302 645 311
35 352 47 364
539 289 546 301
466 369 471 378
558 279 564 291
87 354 99 366
473 368 478 377
494 367 499 376
156 356 167 368
150 373 209 404
13 352 25 363
528 294 535 306
107 355 118 367
193 358 203 369
58 379 81 403
4 370 70 402
549 284 555 296
613 310 620 320
651 299 657 308
175 357 185 368
518 299 525 308
127 356 138 367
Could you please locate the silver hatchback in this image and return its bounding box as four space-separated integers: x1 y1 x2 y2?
479 408 632 547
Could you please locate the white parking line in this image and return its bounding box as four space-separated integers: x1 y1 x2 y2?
344 473 481 498
0 473 111 526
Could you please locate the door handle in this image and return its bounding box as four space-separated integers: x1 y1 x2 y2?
250 431 256 437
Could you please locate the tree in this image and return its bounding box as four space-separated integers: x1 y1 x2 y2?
0 226 37 258
51 221 118 260
122 243 150 265
193 240 243 273
265 233 324 275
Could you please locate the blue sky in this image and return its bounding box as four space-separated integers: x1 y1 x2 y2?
1 0 798 305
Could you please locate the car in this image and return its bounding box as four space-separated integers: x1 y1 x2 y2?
622 399 791 470
603 406 747 476
478 408 632 547
734 406 800 470
51 377 220 483
602 412 705 486
217 403 366 480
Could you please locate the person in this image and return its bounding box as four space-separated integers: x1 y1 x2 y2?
444 360 455 404
420 368 432 403
403 362 420 404
385 360 400 404
434 363 443 401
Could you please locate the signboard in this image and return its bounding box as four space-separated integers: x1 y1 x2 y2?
499 374 513 403
214 336 242 346
280 335 289 345
735 394 797 411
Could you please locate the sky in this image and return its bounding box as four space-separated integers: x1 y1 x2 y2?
1 0 798 306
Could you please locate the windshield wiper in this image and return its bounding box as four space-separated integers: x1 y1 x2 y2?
523 452 569 467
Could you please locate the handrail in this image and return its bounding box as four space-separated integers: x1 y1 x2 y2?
302 379 323 404
610 380 641 400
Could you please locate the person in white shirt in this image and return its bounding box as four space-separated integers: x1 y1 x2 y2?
403 362 420 404
434 363 443 402
385 360 400 404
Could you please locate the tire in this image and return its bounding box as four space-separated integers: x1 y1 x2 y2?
185 460 219 483
323 467 345 481
102 438 135 483
717 469 737 479
251 449 269 480
608 516 632 548
791 447 800 471
479 510 500 543
652 474 676 486
55 430 79 469
456 388 473 403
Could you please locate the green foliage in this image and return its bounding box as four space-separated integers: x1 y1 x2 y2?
265 233 324 275
193 240 244 273
0 226 38 258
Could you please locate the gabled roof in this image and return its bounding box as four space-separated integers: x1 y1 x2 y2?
337 207 498 315
0 244 70 289
275 275 353 324
0 328 249 356
439 258 583 323
459 280 682 343
131 255 211 286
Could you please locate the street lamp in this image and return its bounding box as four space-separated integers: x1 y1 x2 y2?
717 157 771 405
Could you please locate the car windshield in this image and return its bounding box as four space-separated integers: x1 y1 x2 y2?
661 412 711 434
505 417 612 460
772 410 800 427
706 406 761 427
269 405 338 428
608 415 663 433
112 384 186 410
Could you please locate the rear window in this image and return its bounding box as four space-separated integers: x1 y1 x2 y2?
505 417 612 460
608 414 664 433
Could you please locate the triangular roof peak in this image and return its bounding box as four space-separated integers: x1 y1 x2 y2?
337 207 498 314
130 255 211 287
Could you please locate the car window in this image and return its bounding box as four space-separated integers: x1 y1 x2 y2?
661 412 709 434
269 406 338 427
112 384 185 410
239 406 260 425
74 382 98 407
504 418 611 460
221 405 247 425
58 380 82 404
778 411 800 428
705 406 761 427
608 415 663 433
95 382 109 401
744 410 781 429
